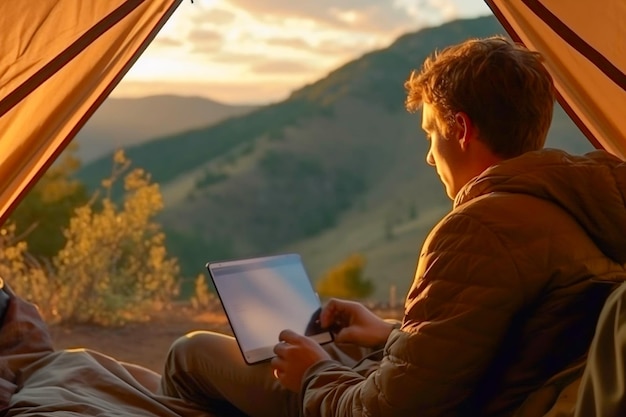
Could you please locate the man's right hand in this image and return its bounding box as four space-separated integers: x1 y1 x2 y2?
319 299 396 348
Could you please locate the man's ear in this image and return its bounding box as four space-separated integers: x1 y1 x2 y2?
454 112 474 151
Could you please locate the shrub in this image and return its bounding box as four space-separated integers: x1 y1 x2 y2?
52 151 179 325
316 253 374 300
2 150 180 326
0 224 57 319
190 273 217 310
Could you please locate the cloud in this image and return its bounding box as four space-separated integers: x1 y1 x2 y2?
123 0 492 104
210 51 266 64
250 59 316 75
265 36 379 56
430 0 463 20
266 37 313 51
187 27 224 53
153 36 183 48
225 0 429 33
317 39 374 55
190 8 237 25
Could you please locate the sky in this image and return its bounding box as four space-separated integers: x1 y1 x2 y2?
112 0 492 105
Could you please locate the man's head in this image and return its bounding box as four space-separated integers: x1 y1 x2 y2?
405 36 555 198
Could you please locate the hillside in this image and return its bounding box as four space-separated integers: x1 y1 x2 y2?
74 95 256 163
77 16 593 300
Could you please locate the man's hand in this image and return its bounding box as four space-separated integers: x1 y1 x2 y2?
271 329 331 392
320 298 395 347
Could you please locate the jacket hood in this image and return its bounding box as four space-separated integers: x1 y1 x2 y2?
456 149 626 265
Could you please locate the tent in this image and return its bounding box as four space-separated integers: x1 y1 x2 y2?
0 1 625 415
2 1 625 228
0 0 624 226
486 0 626 157
0 0 182 226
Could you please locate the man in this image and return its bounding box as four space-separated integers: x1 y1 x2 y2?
160 36 626 416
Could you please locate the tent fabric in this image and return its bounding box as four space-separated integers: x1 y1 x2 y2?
485 0 626 159
0 0 182 226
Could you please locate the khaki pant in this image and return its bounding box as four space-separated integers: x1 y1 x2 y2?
159 331 379 417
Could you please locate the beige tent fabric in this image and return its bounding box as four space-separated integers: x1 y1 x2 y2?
485 0 626 160
0 0 182 225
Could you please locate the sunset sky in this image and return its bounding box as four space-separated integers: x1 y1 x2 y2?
113 0 492 105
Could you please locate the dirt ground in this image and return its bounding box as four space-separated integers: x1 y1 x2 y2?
48 303 403 374
49 303 233 373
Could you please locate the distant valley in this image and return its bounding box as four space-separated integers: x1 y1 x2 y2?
74 95 256 163
76 15 594 301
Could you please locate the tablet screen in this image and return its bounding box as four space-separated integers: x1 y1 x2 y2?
207 253 333 364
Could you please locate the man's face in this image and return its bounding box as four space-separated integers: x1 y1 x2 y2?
421 103 466 199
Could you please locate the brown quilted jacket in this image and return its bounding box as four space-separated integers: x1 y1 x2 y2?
301 149 626 417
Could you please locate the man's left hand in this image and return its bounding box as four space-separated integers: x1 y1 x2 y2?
271 329 332 392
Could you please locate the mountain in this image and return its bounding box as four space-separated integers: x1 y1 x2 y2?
74 95 256 163
77 16 594 300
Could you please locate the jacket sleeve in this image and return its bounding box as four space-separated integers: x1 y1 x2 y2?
301 212 526 417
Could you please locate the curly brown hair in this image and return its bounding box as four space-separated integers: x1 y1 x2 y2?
405 36 554 158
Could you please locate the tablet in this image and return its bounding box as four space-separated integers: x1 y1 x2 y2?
206 253 333 364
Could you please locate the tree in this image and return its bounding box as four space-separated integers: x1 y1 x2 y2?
315 253 374 300
8 143 88 259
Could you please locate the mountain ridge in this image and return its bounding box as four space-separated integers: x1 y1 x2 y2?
78 16 512 189
77 15 594 300
74 95 256 163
